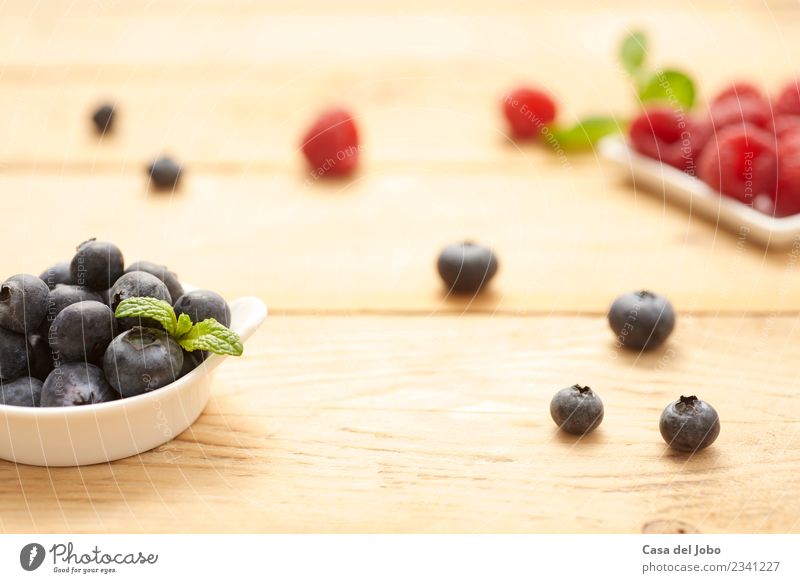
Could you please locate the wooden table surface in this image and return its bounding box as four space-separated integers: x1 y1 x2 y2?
2 0 800 533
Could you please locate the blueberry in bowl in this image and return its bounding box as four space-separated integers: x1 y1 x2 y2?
0 239 267 467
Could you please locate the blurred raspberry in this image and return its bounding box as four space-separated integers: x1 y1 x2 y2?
698 125 778 207
707 95 772 133
502 86 557 139
711 82 764 107
629 107 708 174
772 115 800 140
776 132 800 216
301 108 360 177
775 81 800 116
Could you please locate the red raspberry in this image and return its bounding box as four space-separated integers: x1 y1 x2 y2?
707 95 772 133
502 86 557 139
629 107 708 174
772 114 800 140
775 81 800 116
710 82 764 106
697 125 778 207
775 132 800 216
300 108 359 177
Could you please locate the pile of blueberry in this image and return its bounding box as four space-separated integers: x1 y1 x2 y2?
434 243 720 454
0 239 235 408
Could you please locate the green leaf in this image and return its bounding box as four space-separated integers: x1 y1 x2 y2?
114 297 177 336
178 318 243 356
620 30 648 77
550 117 622 150
175 313 193 338
638 69 696 109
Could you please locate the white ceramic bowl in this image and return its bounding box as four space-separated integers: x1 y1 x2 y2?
0 294 266 467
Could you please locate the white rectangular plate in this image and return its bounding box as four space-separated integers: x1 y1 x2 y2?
598 135 800 247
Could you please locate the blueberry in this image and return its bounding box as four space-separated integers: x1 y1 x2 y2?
103 327 183 397
437 241 499 295
174 289 231 327
0 377 43 407
550 384 604 435
125 260 184 302
109 271 172 330
40 284 104 337
0 274 50 334
0 328 30 380
27 334 54 381
659 395 720 453
179 350 204 377
91 103 116 134
70 239 125 291
39 261 73 290
40 363 117 407
49 301 116 365
147 156 183 190
608 290 675 351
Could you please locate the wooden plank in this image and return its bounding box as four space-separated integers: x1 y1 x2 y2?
1 314 798 533
0 170 797 313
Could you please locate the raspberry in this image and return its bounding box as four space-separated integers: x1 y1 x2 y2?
775 81 800 116
697 125 778 207
707 95 772 133
772 114 800 140
710 82 764 107
628 107 708 174
300 108 359 177
502 86 557 139
775 132 800 216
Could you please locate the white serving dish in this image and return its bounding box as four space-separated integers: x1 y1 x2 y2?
599 136 800 247
0 293 266 467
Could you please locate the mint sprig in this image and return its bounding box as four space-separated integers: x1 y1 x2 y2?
619 30 695 109
551 117 622 150
114 297 243 357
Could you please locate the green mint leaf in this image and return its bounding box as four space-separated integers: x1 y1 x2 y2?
178 318 243 356
620 30 648 77
551 117 622 149
638 69 695 109
114 297 177 336
175 313 193 338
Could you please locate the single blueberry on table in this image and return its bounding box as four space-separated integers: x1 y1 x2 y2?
109 271 172 330
40 363 117 407
69 239 125 291
125 260 184 303
659 395 720 453
174 289 231 327
0 377 43 407
436 241 499 295
0 328 30 381
550 384 604 435
49 301 117 365
607 290 675 351
39 261 73 290
147 157 183 190
103 327 184 397
91 103 116 134
0 274 50 334
27 334 54 382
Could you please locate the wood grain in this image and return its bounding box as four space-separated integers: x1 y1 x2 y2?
1 315 799 533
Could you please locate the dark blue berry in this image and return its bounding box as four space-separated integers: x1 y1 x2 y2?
49 301 117 365
174 289 231 327
125 260 184 303
437 241 499 295
109 271 172 330
39 261 73 290
0 328 29 380
91 103 116 134
40 363 117 407
70 239 125 291
103 327 183 397
608 290 675 351
147 157 183 190
0 377 43 407
659 395 720 452
0 274 50 334
27 334 54 381
550 384 604 435
40 284 104 337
